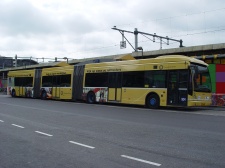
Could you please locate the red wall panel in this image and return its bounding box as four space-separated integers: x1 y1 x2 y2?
216 64 225 72
216 82 225 94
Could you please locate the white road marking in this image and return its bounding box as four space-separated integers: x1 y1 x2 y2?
121 155 161 166
0 120 4 122
12 124 25 128
35 131 53 137
69 141 95 149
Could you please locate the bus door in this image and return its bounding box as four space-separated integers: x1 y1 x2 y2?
167 70 188 106
19 86 24 96
52 76 60 98
108 72 122 101
14 77 25 96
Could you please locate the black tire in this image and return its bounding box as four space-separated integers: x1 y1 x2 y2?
11 90 16 97
87 92 96 104
41 91 47 100
146 94 160 109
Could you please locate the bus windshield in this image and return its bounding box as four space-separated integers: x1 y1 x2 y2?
191 63 211 93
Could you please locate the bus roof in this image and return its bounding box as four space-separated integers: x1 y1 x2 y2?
41 65 74 76
8 69 36 77
156 55 208 66
85 55 208 68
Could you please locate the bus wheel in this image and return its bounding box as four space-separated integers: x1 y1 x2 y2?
87 92 96 104
41 91 47 100
11 90 16 97
146 94 159 109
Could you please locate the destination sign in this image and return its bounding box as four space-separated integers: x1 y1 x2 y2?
86 68 121 73
46 72 67 75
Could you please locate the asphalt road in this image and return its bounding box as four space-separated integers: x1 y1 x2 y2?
0 95 225 168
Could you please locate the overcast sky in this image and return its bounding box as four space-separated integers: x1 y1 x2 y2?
0 0 225 62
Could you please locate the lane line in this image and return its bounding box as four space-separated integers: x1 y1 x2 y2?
0 120 4 122
69 141 95 149
121 155 161 167
35 131 53 137
12 124 25 128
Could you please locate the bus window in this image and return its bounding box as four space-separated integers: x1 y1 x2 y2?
24 77 33 87
85 73 108 87
42 76 53 87
122 71 144 88
145 71 166 88
15 78 22 86
179 70 188 88
60 75 71 87
191 64 211 92
15 77 33 86
108 72 122 88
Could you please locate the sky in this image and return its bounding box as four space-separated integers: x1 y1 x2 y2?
0 0 225 62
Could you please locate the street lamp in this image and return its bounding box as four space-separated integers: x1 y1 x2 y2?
137 47 143 59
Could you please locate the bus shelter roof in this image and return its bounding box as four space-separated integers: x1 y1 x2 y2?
0 61 69 72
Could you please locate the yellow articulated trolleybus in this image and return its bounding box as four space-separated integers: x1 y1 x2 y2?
7 55 212 108
80 55 212 108
7 69 41 98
